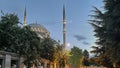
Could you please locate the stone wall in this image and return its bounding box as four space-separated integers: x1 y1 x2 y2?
0 51 20 68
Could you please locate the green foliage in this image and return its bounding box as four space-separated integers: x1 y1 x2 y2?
83 50 89 59
69 46 83 66
40 38 56 61
0 13 41 65
21 27 41 65
90 0 120 67
0 14 20 50
53 43 70 68
83 50 89 66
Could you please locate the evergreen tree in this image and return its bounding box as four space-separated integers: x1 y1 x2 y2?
83 50 89 66
90 0 120 67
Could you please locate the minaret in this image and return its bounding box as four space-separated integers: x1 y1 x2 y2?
63 5 66 51
23 7 27 27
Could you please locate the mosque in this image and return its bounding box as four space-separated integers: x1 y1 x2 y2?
0 5 67 68
0 7 52 68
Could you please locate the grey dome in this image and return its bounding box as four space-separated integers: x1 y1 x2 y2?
29 23 48 32
28 23 50 38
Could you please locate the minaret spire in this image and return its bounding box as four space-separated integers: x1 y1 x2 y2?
63 5 66 51
23 7 27 27
63 5 66 23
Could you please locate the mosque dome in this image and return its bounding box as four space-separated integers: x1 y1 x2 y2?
28 23 50 38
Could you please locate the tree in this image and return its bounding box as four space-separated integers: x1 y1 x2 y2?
83 50 89 67
52 41 70 68
90 0 120 67
69 46 83 68
90 45 113 67
0 13 20 51
0 13 42 67
40 38 56 61
21 27 41 67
